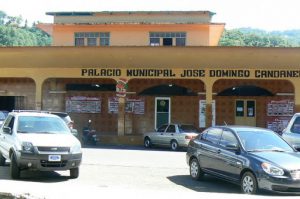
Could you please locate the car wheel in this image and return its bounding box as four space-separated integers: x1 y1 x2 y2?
190 158 204 180
0 151 6 166
170 140 178 151
144 137 152 148
241 172 258 194
10 153 20 179
70 167 79 179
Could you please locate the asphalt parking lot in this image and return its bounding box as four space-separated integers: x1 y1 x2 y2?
0 145 294 199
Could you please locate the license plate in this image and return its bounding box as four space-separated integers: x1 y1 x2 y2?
48 155 61 162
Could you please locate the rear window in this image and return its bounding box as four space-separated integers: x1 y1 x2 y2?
291 117 300 134
178 125 199 133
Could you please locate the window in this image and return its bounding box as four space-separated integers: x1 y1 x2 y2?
157 124 168 132
75 38 84 46
219 130 238 148
291 117 300 134
176 38 186 46
163 38 173 46
166 125 176 133
202 128 222 145
149 32 186 46
100 32 110 46
150 38 160 46
74 32 110 46
87 38 97 46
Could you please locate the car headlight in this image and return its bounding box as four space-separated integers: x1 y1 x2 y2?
22 142 34 153
261 162 284 176
70 144 82 154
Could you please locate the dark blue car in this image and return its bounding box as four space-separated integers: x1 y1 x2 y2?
186 126 300 194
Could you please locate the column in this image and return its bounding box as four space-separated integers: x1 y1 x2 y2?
292 80 300 112
205 81 214 127
118 97 125 136
34 77 45 111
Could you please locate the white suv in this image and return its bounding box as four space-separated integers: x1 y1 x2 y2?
0 111 82 179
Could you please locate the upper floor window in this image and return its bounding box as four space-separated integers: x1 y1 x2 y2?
149 32 186 46
74 32 110 46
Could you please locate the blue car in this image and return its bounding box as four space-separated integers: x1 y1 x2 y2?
186 126 300 194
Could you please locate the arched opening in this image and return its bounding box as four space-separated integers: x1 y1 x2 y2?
138 84 197 96
217 85 274 96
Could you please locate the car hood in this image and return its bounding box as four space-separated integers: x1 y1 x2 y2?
250 151 300 170
17 133 80 147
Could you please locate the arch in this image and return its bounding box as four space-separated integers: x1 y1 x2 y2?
217 85 274 96
138 84 197 96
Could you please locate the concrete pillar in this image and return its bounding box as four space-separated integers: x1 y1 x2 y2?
118 97 125 136
292 79 300 113
34 78 45 111
205 81 214 127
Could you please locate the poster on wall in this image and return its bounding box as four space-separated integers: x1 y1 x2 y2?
66 96 101 113
266 100 294 133
108 97 145 114
199 100 216 128
266 117 290 133
267 100 294 116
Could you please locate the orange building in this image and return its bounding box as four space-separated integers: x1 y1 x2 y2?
0 11 299 145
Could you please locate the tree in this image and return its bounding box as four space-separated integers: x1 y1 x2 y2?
0 10 51 46
219 28 298 47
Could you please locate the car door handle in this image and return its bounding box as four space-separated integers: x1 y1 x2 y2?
171 134 174 136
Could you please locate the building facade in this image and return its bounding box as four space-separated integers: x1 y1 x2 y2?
0 11 299 143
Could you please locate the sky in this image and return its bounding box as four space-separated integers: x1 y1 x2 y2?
1 0 300 31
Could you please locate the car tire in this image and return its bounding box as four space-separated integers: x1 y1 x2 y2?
170 140 179 151
189 158 204 180
70 167 79 179
241 172 258 194
0 151 6 166
10 153 20 179
144 137 152 148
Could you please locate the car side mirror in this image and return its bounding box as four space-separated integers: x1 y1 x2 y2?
3 127 12 134
293 144 300 152
71 129 78 136
225 143 239 151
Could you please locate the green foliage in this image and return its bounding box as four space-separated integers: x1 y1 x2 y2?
0 10 51 46
219 28 298 47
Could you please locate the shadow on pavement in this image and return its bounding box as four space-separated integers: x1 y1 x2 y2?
167 174 284 196
0 163 70 183
167 174 240 194
85 143 187 152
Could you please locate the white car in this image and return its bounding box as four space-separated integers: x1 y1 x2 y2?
0 111 82 179
143 123 200 151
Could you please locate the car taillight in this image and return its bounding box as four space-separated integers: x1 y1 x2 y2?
68 122 74 129
185 135 195 140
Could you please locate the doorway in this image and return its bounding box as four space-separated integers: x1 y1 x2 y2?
235 99 256 126
155 97 171 129
0 96 15 111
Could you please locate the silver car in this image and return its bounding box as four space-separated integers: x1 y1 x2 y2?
143 123 199 150
282 113 300 151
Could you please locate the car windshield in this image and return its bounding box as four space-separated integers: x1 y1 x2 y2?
178 125 199 133
237 130 294 152
17 116 70 134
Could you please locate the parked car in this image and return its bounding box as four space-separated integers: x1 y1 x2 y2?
143 123 200 151
0 111 82 179
0 110 9 127
187 125 300 194
282 113 300 151
49 111 79 139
